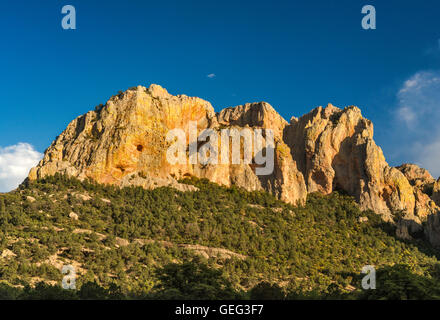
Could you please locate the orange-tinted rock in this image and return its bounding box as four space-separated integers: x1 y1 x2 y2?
28 85 308 205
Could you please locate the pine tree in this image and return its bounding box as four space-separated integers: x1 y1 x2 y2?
0 198 5 214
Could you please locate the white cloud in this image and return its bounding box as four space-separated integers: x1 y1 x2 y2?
0 143 43 192
413 136 440 178
397 71 440 119
399 77 420 94
207 73 216 79
393 70 440 178
397 106 417 126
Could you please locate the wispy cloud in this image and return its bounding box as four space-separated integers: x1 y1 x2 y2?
206 73 216 79
423 39 440 56
396 106 416 127
393 70 440 177
0 143 43 192
413 136 440 178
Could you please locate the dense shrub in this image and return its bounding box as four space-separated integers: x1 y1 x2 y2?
0 174 438 299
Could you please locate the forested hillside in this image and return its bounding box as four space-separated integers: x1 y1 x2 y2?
1 174 440 299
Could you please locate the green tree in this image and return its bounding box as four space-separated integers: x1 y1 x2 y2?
154 259 240 299
249 282 284 300
0 198 5 214
360 265 440 300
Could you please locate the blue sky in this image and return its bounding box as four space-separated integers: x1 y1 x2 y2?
1 0 440 191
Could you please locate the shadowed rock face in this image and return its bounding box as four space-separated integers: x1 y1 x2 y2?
397 163 435 187
432 179 440 207
27 84 440 245
284 104 420 221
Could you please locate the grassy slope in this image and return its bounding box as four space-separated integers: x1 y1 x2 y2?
0 174 439 299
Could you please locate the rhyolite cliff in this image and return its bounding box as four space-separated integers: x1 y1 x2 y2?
27 84 440 247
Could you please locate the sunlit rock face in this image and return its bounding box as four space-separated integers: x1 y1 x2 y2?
28 85 307 205
29 85 216 191
28 84 440 245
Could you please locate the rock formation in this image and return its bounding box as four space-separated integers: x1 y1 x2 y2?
433 179 440 207
397 163 435 187
27 84 440 246
284 104 420 221
29 85 308 204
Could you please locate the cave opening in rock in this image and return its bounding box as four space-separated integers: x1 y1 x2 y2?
137 145 143 152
